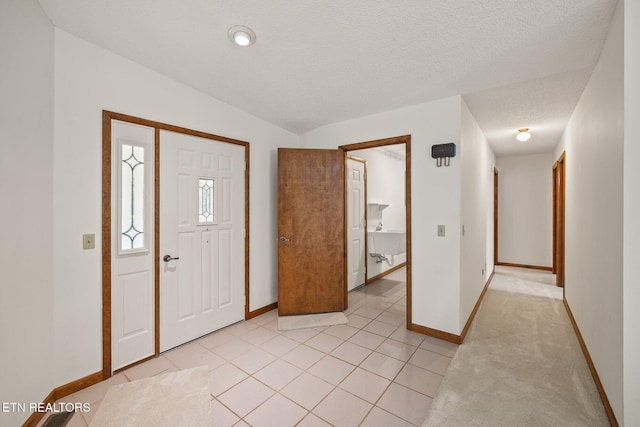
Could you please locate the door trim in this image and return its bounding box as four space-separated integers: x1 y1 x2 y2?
102 110 250 378
340 135 412 328
553 151 566 287
493 167 499 263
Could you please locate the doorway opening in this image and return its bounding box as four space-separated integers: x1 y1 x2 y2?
340 135 412 328
102 111 250 377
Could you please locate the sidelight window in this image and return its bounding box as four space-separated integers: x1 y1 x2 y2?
120 144 145 251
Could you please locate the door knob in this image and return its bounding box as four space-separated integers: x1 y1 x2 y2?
279 236 290 242
163 255 180 262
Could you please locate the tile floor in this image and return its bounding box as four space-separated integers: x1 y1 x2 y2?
39 268 458 427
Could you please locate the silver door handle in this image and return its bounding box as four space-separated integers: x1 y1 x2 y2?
163 255 180 262
279 236 290 243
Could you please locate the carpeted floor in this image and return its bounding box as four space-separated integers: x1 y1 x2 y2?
423 269 610 426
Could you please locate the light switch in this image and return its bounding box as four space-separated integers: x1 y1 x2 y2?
83 233 95 250
437 225 445 237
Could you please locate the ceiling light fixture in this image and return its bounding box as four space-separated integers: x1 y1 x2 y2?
516 128 531 142
228 25 256 47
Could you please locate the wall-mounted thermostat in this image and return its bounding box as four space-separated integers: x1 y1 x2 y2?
431 143 456 167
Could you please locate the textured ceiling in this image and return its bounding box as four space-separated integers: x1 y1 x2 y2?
38 0 618 155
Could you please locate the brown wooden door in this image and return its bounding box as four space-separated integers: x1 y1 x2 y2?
277 148 347 315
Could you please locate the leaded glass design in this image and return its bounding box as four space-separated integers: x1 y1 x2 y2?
121 144 145 250
199 178 215 223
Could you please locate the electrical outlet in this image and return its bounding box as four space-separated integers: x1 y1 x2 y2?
437 225 445 237
83 233 95 250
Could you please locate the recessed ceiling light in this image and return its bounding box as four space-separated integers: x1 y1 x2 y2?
516 128 531 142
228 25 256 47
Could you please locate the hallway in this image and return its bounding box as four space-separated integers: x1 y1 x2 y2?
424 266 610 426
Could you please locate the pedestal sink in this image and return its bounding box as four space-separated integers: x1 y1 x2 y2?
368 230 406 255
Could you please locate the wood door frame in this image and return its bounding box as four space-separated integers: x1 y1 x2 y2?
102 110 250 378
340 135 412 328
493 167 499 264
553 151 566 287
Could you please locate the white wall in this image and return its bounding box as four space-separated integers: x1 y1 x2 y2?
0 0 54 425
301 97 464 334
553 0 624 421
350 147 406 278
496 153 553 267
460 101 496 326
624 0 640 425
53 29 298 385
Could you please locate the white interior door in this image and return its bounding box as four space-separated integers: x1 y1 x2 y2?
347 157 366 291
111 120 155 371
159 130 245 352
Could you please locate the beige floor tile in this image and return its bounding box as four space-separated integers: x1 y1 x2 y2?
346 313 373 329
281 327 320 343
349 330 387 350
253 359 303 390
244 394 307 427
338 367 391 404
211 338 255 361
360 406 415 427
376 339 417 362
408 348 452 375
163 343 225 371
363 319 399 337
217 377 274 417
208 363 248 396
297 413 333 427
48 268 457 427
223 320 260 337
238 326 280 346
360 351 406 380
197 330 236 350
307 355 355 385
354 306 384 319
324 324 359 340
210 399 240 427
376 310 407 326
305 332 343 353
313 387 372 427
377 383 432 426
280 372 334 410
420 336 458 357
389 327 426 347
260 334 300 357
121 356 174 381
231 347 277 374
282 344 324 370
330 341 372 365
394 364 443 397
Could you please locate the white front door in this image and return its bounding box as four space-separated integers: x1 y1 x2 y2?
111 120 155 371
347 157 366 291
159 130 245 352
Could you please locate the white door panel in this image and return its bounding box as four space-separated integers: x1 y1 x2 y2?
160 130 245 352
111 120 155 371
347 158 366 291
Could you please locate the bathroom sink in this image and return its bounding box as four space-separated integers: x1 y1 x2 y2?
368 230 406 255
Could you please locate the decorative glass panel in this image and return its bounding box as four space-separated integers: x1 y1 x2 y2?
121 144 145 250
199 178 215 223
